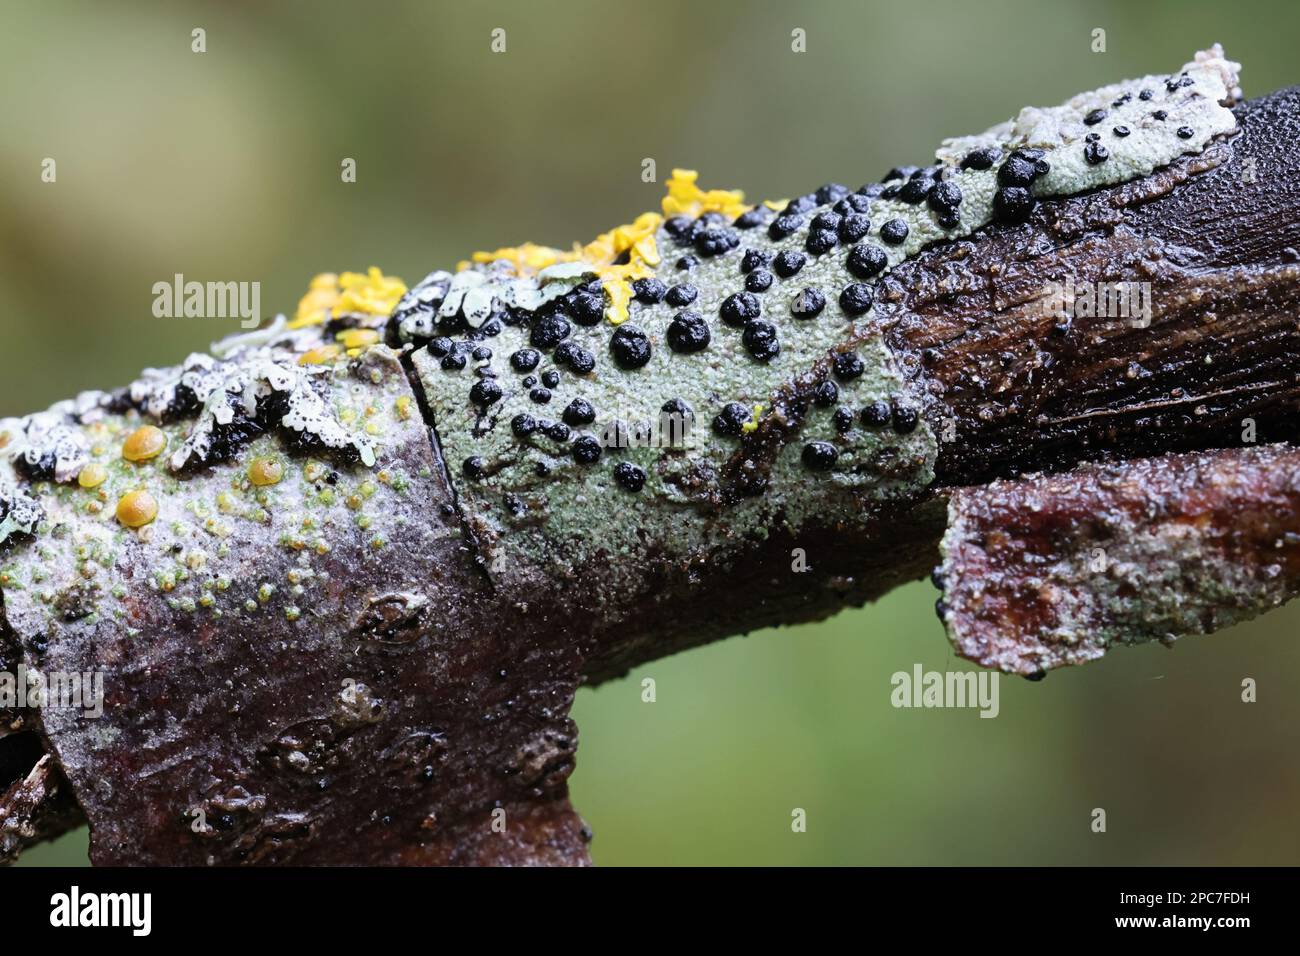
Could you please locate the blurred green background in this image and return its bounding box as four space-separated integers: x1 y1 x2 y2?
5 0 1298 866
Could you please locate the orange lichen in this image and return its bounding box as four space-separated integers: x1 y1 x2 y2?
247 456 284 487
122 426 167 462
116 490 158 528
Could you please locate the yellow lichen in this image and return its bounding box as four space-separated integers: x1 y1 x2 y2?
291 273 340 328
338 268 407 315
77 462 108 489
603 279 633 326
289 268 406 329
298 344 343 366
741 404 764 433
661 168 748 220
468 242 572 274
462 171 754 327
337 328 380 349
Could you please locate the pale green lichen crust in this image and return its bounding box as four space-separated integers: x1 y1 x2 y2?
403 47 1240 595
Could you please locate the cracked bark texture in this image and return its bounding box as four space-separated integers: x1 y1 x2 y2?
3 86 1300 866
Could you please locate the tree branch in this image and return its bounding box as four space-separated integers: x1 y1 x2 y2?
3 66 1297 866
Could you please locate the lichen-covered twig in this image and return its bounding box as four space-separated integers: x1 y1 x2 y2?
2 46 1297 865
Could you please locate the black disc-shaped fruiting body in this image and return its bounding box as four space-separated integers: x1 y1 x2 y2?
554 341 595 374
768 213 804 240
510 348 540 372
563 397 596 426
927 181 962 218
773 250 806 278
613 461 646 492
879 218 909 245
812 381 839 408
741 249 770 273
847 244 888 279
960 147 1001 170
530 313 571 349
511 413 537 437
790 288 826 319
695 226 740 257
838 213 872 243
609 325 652 369
631 277 667 304
666 311 711 353
572 434 602 464
720 292 761 327
801 441 838 471
469 379 503 407
833 352 865 381
891 401 919 433
712 402 751 437
742 320 780 361
666 283 698 307
1084 141 1110 165
993 186 1034 223
861 400 891 427
839 283 875 316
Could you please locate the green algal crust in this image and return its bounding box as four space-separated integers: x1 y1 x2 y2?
410 48 1240 595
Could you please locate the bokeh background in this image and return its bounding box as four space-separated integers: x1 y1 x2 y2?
4 0 1298 866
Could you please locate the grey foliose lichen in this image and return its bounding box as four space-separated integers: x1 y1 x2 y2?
0 480 42 548
0 411 90 483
